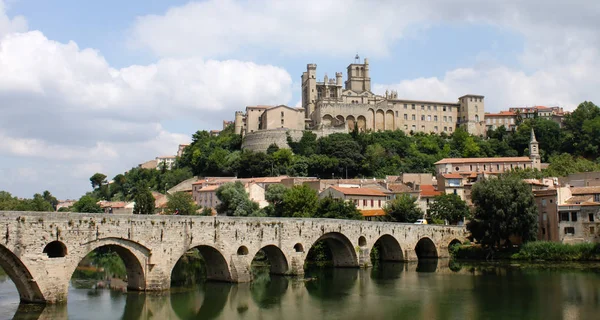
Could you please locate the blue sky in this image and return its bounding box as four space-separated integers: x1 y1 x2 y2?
1 0 599 199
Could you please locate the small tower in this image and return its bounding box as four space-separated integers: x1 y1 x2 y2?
234 111 245 136
530 128 541 170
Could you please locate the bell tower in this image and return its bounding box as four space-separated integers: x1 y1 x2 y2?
530 128 541 170
345 55 371 93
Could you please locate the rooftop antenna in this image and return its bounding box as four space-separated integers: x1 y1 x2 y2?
354 53 360 63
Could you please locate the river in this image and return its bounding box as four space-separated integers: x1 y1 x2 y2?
1 260 600 320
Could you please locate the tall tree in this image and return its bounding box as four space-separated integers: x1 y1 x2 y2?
215 182 261 216
90 173 108 189
42 190 59 210
281 185 318 218
469 175 538 247
73 195 103 213
264 184 288 217
384 194 423 223
315 196 363 220
428 194 471 225
166 192 198 215
133 184 155 215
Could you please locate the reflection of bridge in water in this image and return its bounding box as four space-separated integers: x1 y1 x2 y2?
0 211 467 304
10 260 600 320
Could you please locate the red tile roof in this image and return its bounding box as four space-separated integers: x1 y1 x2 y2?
435 157 531 164
420 185 442 197
330 186 387 197
571 186 600 195
442 174 463 179
360 209 387 217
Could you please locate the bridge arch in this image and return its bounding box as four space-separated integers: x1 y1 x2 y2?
0 244 45 303
67 238 148 291
372 234 404 261
307 232 358 268
43 241 67 258
414 237 438 259
448 239 462 248
251 245 289 275
172 245 232 282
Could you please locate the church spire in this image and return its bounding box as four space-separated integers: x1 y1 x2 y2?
530 128 537 142
530 128 541 170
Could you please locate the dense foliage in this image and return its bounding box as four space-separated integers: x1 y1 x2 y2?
428 194 471 225
215 181 262 216
165 192 199 215
383 194 424 222
176 101 600 180
0 191 56 212
469 175 539 247
72 195 103 213
133 184 155 215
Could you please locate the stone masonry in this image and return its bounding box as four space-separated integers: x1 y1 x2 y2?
0 211 467 304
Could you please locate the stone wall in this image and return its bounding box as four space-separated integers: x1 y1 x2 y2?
241 127 347 152
0 211 467 304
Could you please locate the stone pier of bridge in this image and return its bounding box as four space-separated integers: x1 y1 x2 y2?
0 211 467 304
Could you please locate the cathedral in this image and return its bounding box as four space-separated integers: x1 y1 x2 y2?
235 58 486 151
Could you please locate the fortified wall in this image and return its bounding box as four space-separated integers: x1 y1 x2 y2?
241 127 347 152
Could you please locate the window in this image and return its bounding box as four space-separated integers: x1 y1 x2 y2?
371 199 374 207
595 194 600 202
421 115 425 121
542 199 547 207
412 104 416 110
412 125 416 130
421 125 425 131
421 105 425 110
455 166 460 171
571 212 578 222
470 165 473 171
434 115 438 121
395 111 398 117
444 127 447 131
453 189 457 195
434 126 438 132
443 106 447 112
564 227 575 235
434 106 438 111
404 114 408 120
449 127 453 132
330 90 336 98
363 199 367 206
484 164 487 171
589 213 595 222
412 114 416 120
591 226 596 235
427 115 431 121
443 116 447 122
497 164 500 171
281 119 284 124
404 104 408 109
378 200 381 207
449 116 453 122
427 105 431 110
542 228 546 235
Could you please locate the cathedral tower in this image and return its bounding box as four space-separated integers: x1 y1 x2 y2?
530 128 541 170
345 56 371 93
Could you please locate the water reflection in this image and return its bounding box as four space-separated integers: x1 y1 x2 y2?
2 261 600 319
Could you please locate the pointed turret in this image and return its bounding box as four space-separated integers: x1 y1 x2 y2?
530 128 541 170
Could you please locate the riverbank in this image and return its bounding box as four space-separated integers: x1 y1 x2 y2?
451 241 600 261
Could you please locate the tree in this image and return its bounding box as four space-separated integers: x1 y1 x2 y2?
281 185 318 218
264 184 288 217
166 192 198 215
133 185 155 215
90 173 108 189
42 190 59 210
215 182 261 216
469 175 538 247
384 194 423 222
73 195 103 213
428 194 471 225
315 196 363 220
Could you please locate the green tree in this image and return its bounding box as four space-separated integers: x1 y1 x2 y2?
73 195 103 213
166 192 198 215
469 175 538 247
90 173 108 189
315 196 363 220
133 185 155 215
42 190 59 210
428 194 471 225
384 194 423 222
281 185 318 218
215 181 261 216
264 184 288 217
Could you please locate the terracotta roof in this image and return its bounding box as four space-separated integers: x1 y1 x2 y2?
387 183 412 193
420 185 442 197
248 176 288 183
565 195 593 204
435 157 531 165
100 201 126 208
486 111 516 116
198 185 219 192
360 209 387 217
571 186 600 195
330 186 387 197
442 174 463 179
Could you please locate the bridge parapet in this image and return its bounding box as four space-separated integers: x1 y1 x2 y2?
0 211 468 304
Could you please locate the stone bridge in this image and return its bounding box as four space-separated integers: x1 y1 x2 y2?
0 211 468 304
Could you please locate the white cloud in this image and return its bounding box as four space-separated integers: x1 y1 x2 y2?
0 0 26 38
0 4 293 199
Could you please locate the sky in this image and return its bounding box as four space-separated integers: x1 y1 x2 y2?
1 0 600 200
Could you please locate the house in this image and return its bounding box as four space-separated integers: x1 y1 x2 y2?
319 186 388 219
484 111 517 131
419 185 442 215
99 201 133 215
